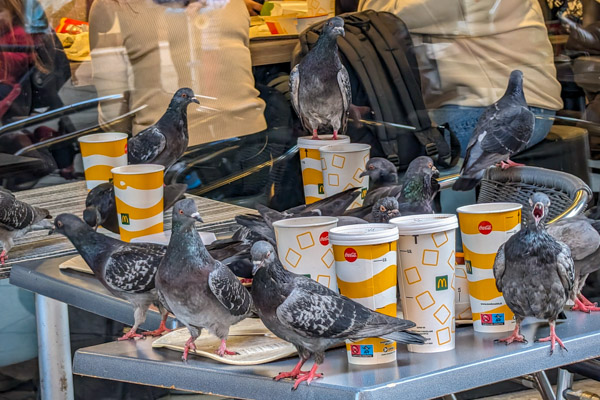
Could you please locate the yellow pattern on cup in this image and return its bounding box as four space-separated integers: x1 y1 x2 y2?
78 132 128 190
111 164 165 242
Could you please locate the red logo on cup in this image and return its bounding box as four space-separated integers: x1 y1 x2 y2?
351 345 360 355
478 221 492 235
124 143 128 154
319 232 329 246
344 248 358 262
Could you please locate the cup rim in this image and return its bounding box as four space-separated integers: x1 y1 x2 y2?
297 135 350 149
272 216 339 229
391 214 458 235
330 223 399 245
319 143 371 154
456 202 522 215
78 132 128 143
111 164 165 175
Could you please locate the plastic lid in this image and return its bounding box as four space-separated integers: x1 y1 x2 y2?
319 143 371 154
329 223 399 246
78 132 128 143
390 214 458 235
456 203 522 215
272 216 339 229
297 135 350 149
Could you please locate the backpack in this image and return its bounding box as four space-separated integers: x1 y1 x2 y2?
296 10 460 170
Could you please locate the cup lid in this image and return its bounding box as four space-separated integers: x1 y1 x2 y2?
272 216 339 229
390 214 458 235
329 223 398 246
456 203 522 215
297 135 350 149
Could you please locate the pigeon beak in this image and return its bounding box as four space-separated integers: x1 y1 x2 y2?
48 227 55 235
192 97 200 104
334 26 345 36
431 166 439 175
533 202 544 226
190 212 204 223
252 260 263 275
359 170 369 178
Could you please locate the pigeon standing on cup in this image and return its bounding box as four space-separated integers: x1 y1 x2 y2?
52 213 171 340
127 87 199 170
156 199 253 361
0 188 52 264
289 17 350 140
493 193 574 353
453 70 535 191
250 241 424 390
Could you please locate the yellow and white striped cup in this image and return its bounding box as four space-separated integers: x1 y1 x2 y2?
111 164 165 242
392 214 458 353
456 203 522 333
330 224 399 365
298 135 350 204
319 143 370 209
272 216 339 291
78 132 128 190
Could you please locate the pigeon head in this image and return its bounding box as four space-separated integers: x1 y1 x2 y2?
170 88 200 108
371 197 400 223
529 193 551 227
172 198 203 223
322 16 345 38
360 157 398 184
251 241 277 275
504 70 525 102
83 206 101 231
406 156 439 180
51 213 93 237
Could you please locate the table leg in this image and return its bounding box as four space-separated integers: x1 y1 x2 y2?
532 371 556 400
556 368 574 400
35 294 74 400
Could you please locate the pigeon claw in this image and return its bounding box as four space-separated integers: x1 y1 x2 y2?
291 364 323 391
572 298 600 312
117 329 144 341
142 321 172 337
182 337 197 361
536 323 567 354
499 159 525 170
332 130 338 140
578 294 598 307
311 129 320 140
494 326 527 345
0 250 5 265
216 339 237 357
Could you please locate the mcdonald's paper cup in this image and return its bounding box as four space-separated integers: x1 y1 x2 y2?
111 164 165 242
307 0 334 16
456 203 522 333
78 132 128 190
392 214 458 353
298 135 350 204
319 143 370 209
454 252 472 321
272 216 338 291
330 224 399 365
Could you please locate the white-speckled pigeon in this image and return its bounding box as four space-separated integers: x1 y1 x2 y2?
127 88 199 170
52 213 171 340
493 193 575 353
156 199 253 361
453 70 535 191
360 157 400 206
83 182 187 233
290 17 350 140
0 188 52 264
547 214 600 312
250 241 424 390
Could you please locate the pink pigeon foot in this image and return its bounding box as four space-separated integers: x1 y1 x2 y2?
291 364 323 391
536 322 567 354
0 250 6 265
182 336 197 361
117 328 144 341
333 130 338 140
216 339 237 357
273 358 309 381
579 294 597 307
495 325 527 345
142 320 172 337
499 159 525 170
240 278 252 284
572 298 600 312
311 129 319 140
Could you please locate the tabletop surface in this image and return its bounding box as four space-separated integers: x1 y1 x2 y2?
1 180 255 278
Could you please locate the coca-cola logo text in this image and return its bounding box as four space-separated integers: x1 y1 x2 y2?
344 248 358 262
319 232 329 245
478 221 492 235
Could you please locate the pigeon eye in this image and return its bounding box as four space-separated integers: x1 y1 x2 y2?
179 210 184 214
57 221 63 228
379 205 386 212
428 162 433 168
368 165 374 170
182 93 188 98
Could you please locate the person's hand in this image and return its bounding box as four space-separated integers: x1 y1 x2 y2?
244 0 262 16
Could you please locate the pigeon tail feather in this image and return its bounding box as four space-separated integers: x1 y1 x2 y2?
453 176 480 191
381 330 426 345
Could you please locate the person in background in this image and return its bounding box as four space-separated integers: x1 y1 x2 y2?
358 0 563 156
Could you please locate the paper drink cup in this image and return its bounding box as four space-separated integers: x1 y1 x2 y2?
456 203 522 333
272 216 338 291
307 0 335 16
454 252 472 321
298 135 350 204
392 214 458 353
330 224 399 365
78 133 128 190
264 14 299 35
319 143 370 209
111 164 165 242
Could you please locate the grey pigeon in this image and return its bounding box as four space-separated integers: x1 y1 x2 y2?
0 188 52 264
156 199 253 360
453 70 535 191
127 88 199 170
360 158 400 206
83 182 188 233
366 197 401 223
547 214 600 312
250 241 424 390
290 17 350 140
274 187 360 218
493 193 575 353
52 213 171 340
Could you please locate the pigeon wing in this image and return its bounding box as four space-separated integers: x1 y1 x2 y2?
337 66 351 133
104 243 165 293
493 243 506 292
0 193 49 231
555 241 575 294
546 216 600 261
480 106 534 155
127 126 166 164
289 65 307 130
208 261 252 316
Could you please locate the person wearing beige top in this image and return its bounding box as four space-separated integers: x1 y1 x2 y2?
89 0 267 148
358 0 563 155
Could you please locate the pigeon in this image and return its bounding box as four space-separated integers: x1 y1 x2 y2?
547 214 600 312
250 241 424 390
453 70 535 191
272 187 360 219
51 213 171 340
156 199 253 360
0 188 52 264
290 17 350 140
493 193 575 353
360 158 400 206
127 88 199 170
366 197 401 223
83 182 188 233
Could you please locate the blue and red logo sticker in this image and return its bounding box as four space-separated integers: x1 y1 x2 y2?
350 344 373 357
481 313 505 325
